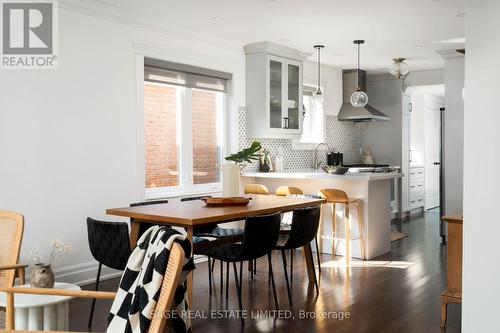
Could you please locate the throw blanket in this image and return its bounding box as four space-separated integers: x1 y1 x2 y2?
107 226 194 333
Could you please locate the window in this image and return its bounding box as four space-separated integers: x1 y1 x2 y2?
292 86 324 149
143 59 229 198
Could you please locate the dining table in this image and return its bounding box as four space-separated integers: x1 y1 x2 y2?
106 194 326 305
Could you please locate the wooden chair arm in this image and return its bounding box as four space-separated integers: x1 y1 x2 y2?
0 287 116 300
0 264 28 271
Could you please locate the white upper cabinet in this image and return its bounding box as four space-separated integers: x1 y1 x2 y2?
244 42 306 138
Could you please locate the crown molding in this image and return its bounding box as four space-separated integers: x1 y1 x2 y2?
58 0 243 50
437 49 465 60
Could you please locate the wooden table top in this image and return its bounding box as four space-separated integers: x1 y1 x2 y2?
106 195 326 227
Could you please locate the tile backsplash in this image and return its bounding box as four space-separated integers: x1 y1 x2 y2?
238 107 366 172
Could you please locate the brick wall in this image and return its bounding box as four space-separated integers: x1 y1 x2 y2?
144 83 220 188
144 82 179 188
192 89 219 184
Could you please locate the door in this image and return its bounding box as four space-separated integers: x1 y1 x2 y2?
425 105 441 209
400 93 411 213
269 59 283 129
286 62 300 130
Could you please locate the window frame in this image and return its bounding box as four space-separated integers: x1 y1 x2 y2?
139 57 229 200
291 84 325 150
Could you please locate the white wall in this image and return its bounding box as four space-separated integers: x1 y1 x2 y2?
0 7 245 284
463 0 500 331
364 70 444 167
364 75 403 166
441 54 465 215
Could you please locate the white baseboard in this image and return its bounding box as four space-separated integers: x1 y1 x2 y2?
48 256 209 287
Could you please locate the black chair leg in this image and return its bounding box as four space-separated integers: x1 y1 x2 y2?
220 259 223 299
225 261 229 302
232 262 244 326
267 253 279 309
250 260 253 280
87 262 102 329
308 248 319 295
290 249 293 282
239 261 243 291
208 256 212 295
254 259 257 274
280 250 293 305
315 237 322 273
211 258 216 272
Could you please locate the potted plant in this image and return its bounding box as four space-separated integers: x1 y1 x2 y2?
223 141 262 196
27 240 73 288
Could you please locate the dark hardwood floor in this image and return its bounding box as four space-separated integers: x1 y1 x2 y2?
71 209 461 332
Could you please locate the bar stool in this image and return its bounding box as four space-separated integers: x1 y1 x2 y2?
275 186 322 276
244 183 270 195
319 189 365 265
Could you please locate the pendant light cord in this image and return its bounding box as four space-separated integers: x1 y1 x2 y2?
357 42 360 90
317 47 321 93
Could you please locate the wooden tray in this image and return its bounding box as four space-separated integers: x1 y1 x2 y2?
201 197 252 207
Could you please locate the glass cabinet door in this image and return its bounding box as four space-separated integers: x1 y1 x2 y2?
287 63 300 130
269 60 283 129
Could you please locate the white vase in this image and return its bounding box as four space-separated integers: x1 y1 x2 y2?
222 164 241 196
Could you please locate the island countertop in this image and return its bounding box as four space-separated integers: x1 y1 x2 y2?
241 169 402 181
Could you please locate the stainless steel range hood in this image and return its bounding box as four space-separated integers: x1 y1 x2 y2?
338 69 390 122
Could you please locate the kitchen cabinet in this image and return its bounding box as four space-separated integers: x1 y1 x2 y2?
409 166 425 210
244 42 305 138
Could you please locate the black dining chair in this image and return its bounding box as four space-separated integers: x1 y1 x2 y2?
86 218 131 329
196 212 282 325
274 205 322 305
180 195 244 295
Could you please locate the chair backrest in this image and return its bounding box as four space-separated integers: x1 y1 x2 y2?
146 242 185 333
319 188 350 204
283 206 322 249
244 184 270 195
0 210 24 288
87 218 131 271
237 212 281 260
129 200 170 238
180 195 211 202
130 199 169 207
276 186 303 196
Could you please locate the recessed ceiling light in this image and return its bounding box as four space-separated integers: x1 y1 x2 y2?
415 44 424 49
211 16 224 22
456 12 466 18
278 38 290 43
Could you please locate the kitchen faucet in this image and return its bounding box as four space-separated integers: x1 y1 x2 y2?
313 143 332 169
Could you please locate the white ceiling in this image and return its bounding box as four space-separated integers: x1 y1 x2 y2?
91 0 465 73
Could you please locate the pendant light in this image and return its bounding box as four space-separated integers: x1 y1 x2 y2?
350 40 368 108
312 44 325 107
390 58 409 79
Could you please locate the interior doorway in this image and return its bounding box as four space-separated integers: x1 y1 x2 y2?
406 84 445 211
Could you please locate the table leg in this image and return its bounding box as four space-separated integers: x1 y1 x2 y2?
129 220 140 249
303 243 315 283
185 226 194 307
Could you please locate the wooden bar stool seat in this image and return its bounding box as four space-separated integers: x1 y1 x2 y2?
319 189 365 264
244 184 270 195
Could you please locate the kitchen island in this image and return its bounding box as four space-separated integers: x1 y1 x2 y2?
241 170 402 259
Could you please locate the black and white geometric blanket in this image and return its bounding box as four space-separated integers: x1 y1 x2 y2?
107 226 194 333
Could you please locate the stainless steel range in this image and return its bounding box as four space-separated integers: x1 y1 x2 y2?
343 164 401 173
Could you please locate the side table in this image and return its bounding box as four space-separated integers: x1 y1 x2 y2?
0 282 80 331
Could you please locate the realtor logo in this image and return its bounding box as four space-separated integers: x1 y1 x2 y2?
1 0 58 69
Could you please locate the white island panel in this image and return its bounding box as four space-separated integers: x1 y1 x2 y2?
241 171 401 260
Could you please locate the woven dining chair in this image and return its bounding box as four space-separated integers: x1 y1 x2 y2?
0 242 186 333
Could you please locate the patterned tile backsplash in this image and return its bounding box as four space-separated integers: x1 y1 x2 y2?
238 107 366 172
